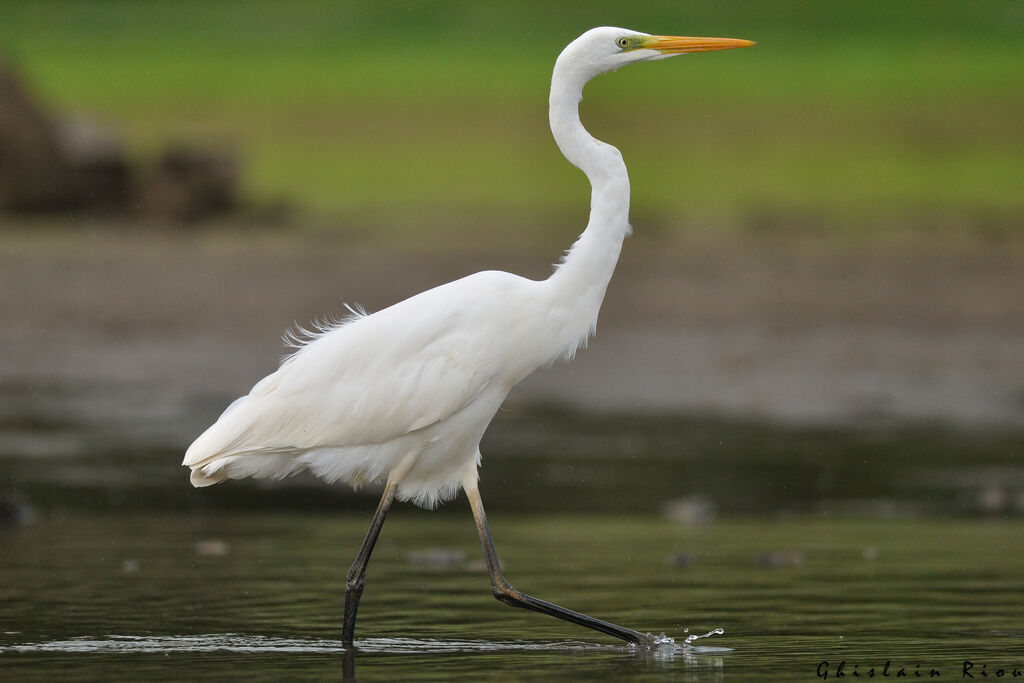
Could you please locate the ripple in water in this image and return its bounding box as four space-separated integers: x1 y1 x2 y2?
3 631 731 656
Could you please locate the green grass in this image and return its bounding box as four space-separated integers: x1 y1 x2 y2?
2 1 1022 239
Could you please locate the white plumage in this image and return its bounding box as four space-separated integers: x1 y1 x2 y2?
186 270 569 506
184 26 753 646
184 27 754 509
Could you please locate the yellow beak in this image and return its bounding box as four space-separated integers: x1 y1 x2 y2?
647 35 756 54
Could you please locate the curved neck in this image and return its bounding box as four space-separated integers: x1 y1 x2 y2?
542 56 632 360
548 61 627 189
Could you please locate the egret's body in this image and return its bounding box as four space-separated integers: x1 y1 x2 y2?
186 268 593 507
185 27 753 646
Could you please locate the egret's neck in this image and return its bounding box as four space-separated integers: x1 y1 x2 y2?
543 58 631 359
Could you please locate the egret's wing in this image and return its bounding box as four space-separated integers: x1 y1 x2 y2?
184 273 514 467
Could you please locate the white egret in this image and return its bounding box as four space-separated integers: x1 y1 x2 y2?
184 27 754 647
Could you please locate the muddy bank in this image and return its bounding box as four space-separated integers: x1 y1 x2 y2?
1 226 1021 450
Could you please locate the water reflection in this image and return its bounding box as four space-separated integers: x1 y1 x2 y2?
4 633 730 681
5 632 729 655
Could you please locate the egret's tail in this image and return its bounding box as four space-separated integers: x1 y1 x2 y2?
183 416 246 488
184 432 304 489
188 466 226 488
183 438 229 488
183 394 256 487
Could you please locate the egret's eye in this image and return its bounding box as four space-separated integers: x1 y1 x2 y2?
616 37 630 49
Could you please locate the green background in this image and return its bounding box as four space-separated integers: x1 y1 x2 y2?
3 1 1021 238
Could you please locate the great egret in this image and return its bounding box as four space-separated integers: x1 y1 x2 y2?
185 27 754 647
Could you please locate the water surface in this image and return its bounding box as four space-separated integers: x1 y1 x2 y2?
3 512 1023 680
2 385 1024 679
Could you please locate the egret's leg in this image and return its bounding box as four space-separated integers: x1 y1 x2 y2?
464 480 650 645
342 481 397 647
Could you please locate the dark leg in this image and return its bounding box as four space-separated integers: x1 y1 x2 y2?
464 481 651 645
342 481 397 647
342 647 356 680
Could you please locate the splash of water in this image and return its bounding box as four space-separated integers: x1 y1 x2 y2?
683 627 725 646
632 626 725 652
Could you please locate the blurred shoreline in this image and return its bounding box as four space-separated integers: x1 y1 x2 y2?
2 223 1021 432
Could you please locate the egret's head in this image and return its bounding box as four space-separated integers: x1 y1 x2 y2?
557 26 754 81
